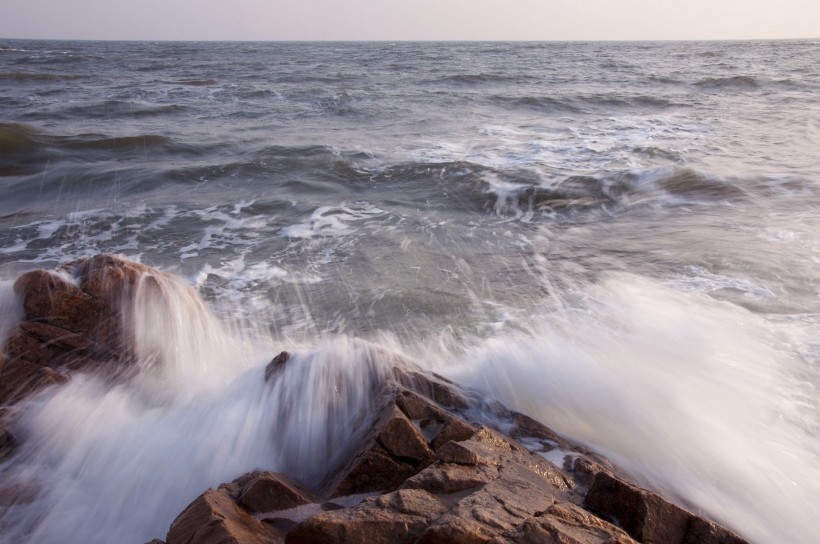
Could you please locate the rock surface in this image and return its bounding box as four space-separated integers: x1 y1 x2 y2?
156 362 750 544
1 255 154 406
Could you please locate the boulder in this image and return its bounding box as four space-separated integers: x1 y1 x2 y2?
165 488 275 544
264 351 290 382
237 471 313 513
286 489 447 544
585 471 748 544
0 255 166 408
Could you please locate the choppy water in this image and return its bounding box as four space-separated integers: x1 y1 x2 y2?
1 40 819 543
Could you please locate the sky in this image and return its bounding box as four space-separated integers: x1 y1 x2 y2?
1 0 818 41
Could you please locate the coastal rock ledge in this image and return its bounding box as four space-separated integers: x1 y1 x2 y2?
0 255 750 544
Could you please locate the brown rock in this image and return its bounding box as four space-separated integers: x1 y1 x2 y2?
402 462 498 494
396 389 449 421
432 417 477 451
416 515 494 544
396 370 470 410
13 269 82 323
4 330 55 366
504 514 635 544
585 472 749 544
287 490 446 544
436 441 483 466
377 405 435 465
166 488 275 544
330 449 417 498
0 357 68 405
509 412 564 444
684 517 749 544
238 471 313 513
374 488 448 518
19 321 93 351
66 253 151 300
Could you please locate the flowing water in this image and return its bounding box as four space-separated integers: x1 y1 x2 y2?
0 40 819 543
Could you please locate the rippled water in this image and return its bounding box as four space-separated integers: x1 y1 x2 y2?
1 40 819 543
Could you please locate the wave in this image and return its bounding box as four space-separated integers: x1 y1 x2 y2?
0 72 90 82
493 93 680 114
62 101 186 119
694 76 760 90
432 73 529 85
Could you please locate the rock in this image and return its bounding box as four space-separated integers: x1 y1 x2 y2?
238 471 313 513
377 405 435 465
287 489 447 544
264 351 290 382
0 480 37 507
0 427 17 461
402 462 498 495
0 255 170 407
395 369 470 410
166 488 275 544
585 471 748 544
0 357 68 406
329 449 417 498
431 417 477 451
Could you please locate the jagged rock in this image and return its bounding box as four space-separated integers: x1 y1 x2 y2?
0 255 178 408
329 448 417 498
377 405 435 465
585 471 748 544
238 471 313 513
402 462 498 494
431 418 477 451
395 369 470 410
166 488 275 544
0 357 68 405
264 351 290 382
287 489 447 544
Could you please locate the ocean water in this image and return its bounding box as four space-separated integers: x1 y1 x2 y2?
0 40 819 543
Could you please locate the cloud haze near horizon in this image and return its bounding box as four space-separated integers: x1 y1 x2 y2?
1 0 818 41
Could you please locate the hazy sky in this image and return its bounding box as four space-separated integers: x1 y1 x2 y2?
1 0 818 41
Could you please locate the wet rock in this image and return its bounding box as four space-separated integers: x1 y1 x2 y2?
0 427 17 461
377 405 435 465
431 417 477 451
395 369 470 410
329 448 417 498
585 471 748 544
402 462 498 495
166 488 275 544
264 351 290 382
0 254 163 407
238 471 313 513
0 480 37 507
0 357 68 405
287 489 446 544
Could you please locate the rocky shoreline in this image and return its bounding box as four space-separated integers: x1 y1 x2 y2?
0 255 750 544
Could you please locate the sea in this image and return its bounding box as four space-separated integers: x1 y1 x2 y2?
0 40 819 543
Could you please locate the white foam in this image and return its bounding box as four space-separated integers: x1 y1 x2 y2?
445 274 820 544
280 203 385 240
